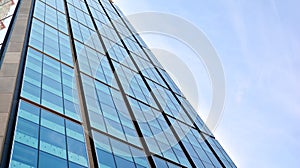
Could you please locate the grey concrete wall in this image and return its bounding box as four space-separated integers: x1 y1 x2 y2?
0 0 32 164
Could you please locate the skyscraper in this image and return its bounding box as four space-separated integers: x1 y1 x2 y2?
0 0 236 167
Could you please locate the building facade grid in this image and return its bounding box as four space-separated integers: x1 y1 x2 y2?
0 0 236 167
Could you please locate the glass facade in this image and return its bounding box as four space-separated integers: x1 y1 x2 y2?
2 0 236 167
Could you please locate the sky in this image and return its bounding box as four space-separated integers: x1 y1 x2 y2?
113 0 300 167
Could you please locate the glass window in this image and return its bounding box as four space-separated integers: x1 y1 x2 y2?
29 15 73 66
66 120 85 142
18 100 40 124
128 97 191 167
66 120 89 167
204 135 237 168
14 118 39 149
21 47 82 121
114 156 135 168
42 89 64 113
40 126 67 159
33 0 45 21
39 151 68 168
67 137 89 167
29 19 44 51
21 48 43 103
153 156 168 168
158 69 183 96
147 79 193 126
9 100 89 168
41 110 65 134
92 131 150 168
82 74 141 146
96 149 116 168
113 61 158 109
10 142 38 168
177 96 213 136
169 117 222 168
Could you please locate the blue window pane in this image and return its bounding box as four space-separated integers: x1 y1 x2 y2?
89 110 107 132
45 0 56 8
14 118 39 148
22 81 41 103
66 120 85 142
67 137 89 167
21 49 43 103
42 75 62 96
44 27 59 59
153 156 168 168
40 127 67 159
24 67 42 86
45 5 57 28
11 101 89 167
59 33 73 66
29 19 44 51
62 75 73 89
69 162 87 168
21 47 82 120
43 56 61 79
42 89 64 113
18 101 40 124
96 149 116 168
58 13 68 32
115 156 135 168
33 1 45 20
10 142 38 168
64 99 81 121
136 164 148 168
130 147 149 168
38 151 67 168
167 162 182 168
41 109 65 134
93 131 111 152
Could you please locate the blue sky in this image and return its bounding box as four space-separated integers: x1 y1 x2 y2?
114 0 300 167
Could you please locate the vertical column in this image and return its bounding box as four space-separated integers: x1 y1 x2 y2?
0 0 33 167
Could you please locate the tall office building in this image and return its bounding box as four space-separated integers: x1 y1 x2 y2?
0 0 236 167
